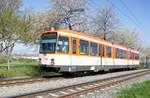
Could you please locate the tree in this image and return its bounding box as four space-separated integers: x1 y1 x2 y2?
92 7 119 40
20 0 87 45
112 29 141 49
90 6 142 49
140 47 150 68
51 0 86 30
0 0 31 69
27 11 60 44
0 0 20 52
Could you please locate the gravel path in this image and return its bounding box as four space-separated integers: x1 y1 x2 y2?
0 69 148 97
78 72 150 98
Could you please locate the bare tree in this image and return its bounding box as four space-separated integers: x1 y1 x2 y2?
23 0 88 44
90 6 142 50
25 11 61 45
92 7 119 40
51 0 86 30
112 29 141 49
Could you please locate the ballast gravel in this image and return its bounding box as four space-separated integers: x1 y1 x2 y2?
0 69 149 97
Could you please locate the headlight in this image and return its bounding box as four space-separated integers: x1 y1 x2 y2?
39 58 41 64
51 58 55 65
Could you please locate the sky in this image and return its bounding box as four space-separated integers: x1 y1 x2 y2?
89 0 150 46
13 0 150 54
22 0 50 11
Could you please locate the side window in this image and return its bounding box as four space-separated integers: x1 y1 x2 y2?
72 39 76 54
132 53 134 60
57 36 69 53
116 49 123 58
106 46 111 57
120 50 124 58
130 52 132 59
116 49 126 59
116 49 119 58
102 45 105 57
80 40 89 55
135 53 139 60
123 51 126 59
99 44 102 56
90 42 98 56
127 51 130 59
130 52 134 60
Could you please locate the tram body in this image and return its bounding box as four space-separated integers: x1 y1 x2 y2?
39 29 140 72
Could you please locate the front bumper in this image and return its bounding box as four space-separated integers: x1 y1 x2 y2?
40 64 60 72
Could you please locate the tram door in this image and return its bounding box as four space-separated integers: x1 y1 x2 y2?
71 38 78 66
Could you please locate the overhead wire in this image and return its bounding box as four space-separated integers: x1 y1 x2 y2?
119 0 145 30
86 0 100 15
107 0 144 32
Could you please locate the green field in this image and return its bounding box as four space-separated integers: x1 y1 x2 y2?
0 66 41 78
0 58 41 78
116 80 150 98
0 58 62 78
0 58 38 66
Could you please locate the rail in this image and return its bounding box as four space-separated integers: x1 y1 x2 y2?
13 69 150 98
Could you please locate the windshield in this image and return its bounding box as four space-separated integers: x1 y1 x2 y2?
39 32 69 54
40 33 57 53
56 36 69 53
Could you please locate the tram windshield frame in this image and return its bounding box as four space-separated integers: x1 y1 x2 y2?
40 32 57 53
40 32 69 54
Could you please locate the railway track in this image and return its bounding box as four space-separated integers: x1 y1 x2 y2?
0 70 134 87
0 76 64 86
12 69 150 98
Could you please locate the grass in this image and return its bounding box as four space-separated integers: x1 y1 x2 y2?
116 80 150 98
0 66 41 78
0 58 41 78
0 57 61 78
0 58 38 66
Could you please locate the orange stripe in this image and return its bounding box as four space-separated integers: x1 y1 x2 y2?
43 29 139 53
42 29 139 57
